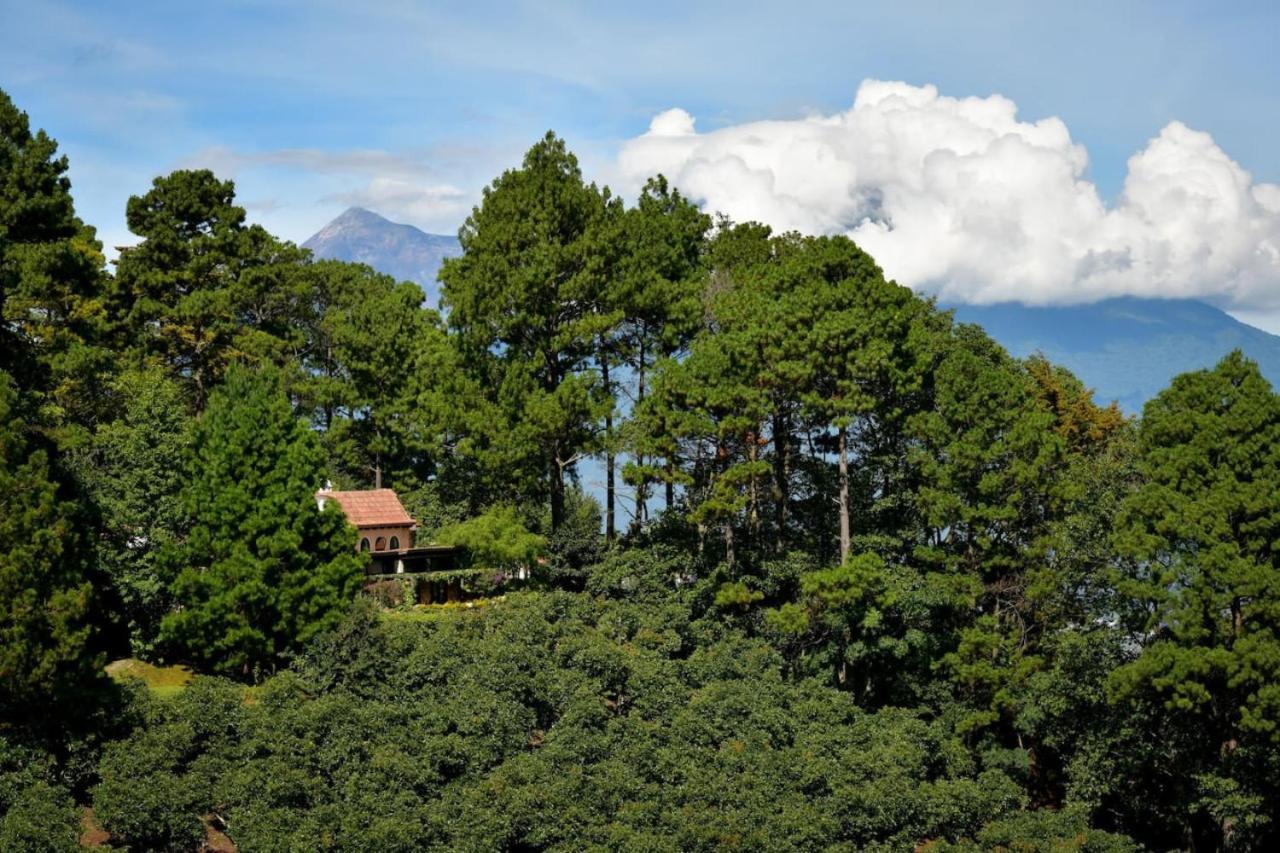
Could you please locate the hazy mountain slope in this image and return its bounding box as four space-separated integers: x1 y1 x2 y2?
302 209 1280 413
302 207 461 307
951 297 1280 412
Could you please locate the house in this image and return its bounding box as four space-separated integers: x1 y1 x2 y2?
315 487 469 603
316 488 414 556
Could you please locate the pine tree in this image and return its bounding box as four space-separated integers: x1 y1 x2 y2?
440 132 618 531
0 87 111 433
1110 351 1280 848
0 370 99 720
109 170 308 408
160 365 363 678
614 176 709 530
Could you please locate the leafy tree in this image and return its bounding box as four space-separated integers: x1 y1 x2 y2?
0 736 81 852
1111 351 1280 849
646 336 771 567
641 228 939 568
765 553 892 687
440 132 619 531
1024 353 1127 454
1028 364 1138 636
544 484 606 585
94 679 244 851
778 235 934 563
0 782 79 852
159 365 364 677
907 326 1067 734
436 505 547 577
912 324 1063 588
0 370 100 722
76 366 190 653
403 317 508 523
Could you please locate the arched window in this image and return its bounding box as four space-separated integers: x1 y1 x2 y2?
359 538 370 552
374 536 387 551
389 536 400 550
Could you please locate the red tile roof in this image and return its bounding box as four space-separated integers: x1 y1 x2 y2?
317 489 415 528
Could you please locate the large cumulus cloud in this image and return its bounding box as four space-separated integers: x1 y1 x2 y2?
618 80 1280 309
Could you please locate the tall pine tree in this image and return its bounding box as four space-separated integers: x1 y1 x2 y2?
0 370 99 721
0 87 111 437
160 365 363 678
1111 351 1280 849
440 132 618 531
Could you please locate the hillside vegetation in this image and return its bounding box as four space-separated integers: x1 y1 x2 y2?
2 86 1280 851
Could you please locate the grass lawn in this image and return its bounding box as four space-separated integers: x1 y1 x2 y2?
105 658 193 698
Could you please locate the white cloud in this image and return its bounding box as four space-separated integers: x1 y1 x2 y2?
184 146 436 181
322 178 468 225
618 80 1280 311
178 145 470 236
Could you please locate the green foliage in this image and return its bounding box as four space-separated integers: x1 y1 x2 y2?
544 484 606 583
0 88 111 435
933 806 1140 852
1 88 1277 848
1108 351 1280 848
301 260 448 493
90 593 1063 851
640 227 940 568
440 131 619 530
109 168 311 407
0 736 80 851
0 371 100 721
614 175 711 523
585 545 694 604
159 365 364 677
714 580 764 610
76 366 190 653
435 504 547 576
94 679 244 851
1113 351 1280 734
0 782 79 852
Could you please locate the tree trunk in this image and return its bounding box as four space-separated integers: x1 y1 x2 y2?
748 437 761 538
605 437 615 543
634 341 648 528
772 410 789 538
550 451 566 532
603 356 615 544
665 460 675 509
838 425 850 565
324 342 335 430
724 522 735 571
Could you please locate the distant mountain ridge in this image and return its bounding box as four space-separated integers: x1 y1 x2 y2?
303 208 1280 412
950 298 1280 412
302 207 461 307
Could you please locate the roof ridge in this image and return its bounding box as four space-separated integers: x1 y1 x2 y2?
315 488 415 527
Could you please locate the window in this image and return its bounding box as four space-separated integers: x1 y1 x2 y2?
389 536 400 550
359 538 370 552
374 536 387 551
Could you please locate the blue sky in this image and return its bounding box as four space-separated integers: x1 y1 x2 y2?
4 1 1280 320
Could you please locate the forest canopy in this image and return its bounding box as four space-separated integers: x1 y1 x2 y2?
2 87 1279 851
